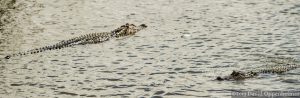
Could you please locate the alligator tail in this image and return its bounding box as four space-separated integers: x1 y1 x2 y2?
3 32 110 59
4 40 76 59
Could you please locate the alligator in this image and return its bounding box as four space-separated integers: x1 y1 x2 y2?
216 56 300 81
4 23 147 59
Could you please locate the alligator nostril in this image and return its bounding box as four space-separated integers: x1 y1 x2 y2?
5 56 10 59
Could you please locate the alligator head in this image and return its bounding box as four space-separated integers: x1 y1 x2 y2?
216 70 258 81
112 23 147 38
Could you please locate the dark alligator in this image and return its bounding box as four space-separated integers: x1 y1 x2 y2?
4 23 147 59
216 56 300 81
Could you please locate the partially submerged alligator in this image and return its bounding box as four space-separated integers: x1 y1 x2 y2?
4 23 147 59
216 56 300 81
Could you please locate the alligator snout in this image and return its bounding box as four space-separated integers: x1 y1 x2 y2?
140 24 147 28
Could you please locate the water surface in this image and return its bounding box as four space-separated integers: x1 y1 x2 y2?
0 0 300 98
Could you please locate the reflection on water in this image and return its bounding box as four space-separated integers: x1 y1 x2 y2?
1 0 300 98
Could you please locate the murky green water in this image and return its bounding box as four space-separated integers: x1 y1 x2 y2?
0 0 300 98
